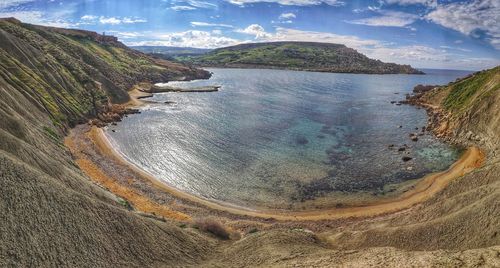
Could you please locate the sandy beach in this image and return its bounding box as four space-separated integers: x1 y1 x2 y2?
66 120 484 221
62 81 486 222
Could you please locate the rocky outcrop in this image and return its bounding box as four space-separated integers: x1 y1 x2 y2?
403 67 500 154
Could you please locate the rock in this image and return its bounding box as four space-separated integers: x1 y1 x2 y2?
402 156 413 162
390 101 397 104
388 144 395 148
295 136 309 145
398 125 403 128
411 136 418 142
398 147 406 152
465 131 474 139
407 166 413 171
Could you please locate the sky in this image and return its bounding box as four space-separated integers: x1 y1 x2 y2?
0 0 499 70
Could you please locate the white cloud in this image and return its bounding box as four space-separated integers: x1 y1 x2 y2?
383 0 437 7
81 15 97 21
348 10 419 27
99 16 121 25
0 0 33 9
94 16 147 25
106 31 143 39
426 0 500 49
191 21 234 28
236 24 272 39
170 0 217 10
127 30 243 49
170 5 197 11
0 10 76 28
279 12 296 20
185 0 217 8
122 17 147 24
226 0 345 7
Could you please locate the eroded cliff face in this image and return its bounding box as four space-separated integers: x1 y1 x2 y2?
407 66 500 154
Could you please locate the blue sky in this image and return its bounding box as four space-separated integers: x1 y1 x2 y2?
0 0 499 70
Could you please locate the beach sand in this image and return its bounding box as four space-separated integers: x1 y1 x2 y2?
66 123 484 221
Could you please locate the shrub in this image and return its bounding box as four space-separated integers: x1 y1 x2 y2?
194 218 231 240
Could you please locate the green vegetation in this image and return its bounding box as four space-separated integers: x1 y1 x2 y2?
43 126 60 142
0 18 209 131
443 66 500 113
182 42 424 74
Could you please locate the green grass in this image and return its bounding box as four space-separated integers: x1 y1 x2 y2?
443 67 499 113
185 42 421 74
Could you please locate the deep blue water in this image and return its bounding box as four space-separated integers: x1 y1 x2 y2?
106 68 471 209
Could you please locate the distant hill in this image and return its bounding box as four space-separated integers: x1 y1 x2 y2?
183 41 424 74
131 46 212 60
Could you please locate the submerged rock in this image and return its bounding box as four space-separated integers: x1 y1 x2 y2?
295 136 309 145
402 156 413 162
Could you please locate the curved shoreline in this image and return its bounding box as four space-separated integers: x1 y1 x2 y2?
82 125 484 221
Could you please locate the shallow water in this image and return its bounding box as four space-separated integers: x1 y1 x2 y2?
106 68 471 210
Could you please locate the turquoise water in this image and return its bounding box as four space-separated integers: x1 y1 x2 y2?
106 68 470 210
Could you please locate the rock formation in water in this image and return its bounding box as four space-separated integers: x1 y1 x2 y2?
0 18 498 266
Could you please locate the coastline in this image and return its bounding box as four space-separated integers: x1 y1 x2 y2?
67 118 484 221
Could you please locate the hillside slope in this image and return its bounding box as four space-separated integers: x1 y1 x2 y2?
184 41 424 74
408 66 500 152
0 18 215 267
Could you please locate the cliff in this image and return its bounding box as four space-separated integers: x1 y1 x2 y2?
405 66 500 153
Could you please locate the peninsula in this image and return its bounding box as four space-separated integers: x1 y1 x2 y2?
177 41 425 74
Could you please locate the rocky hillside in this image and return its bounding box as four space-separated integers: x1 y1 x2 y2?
0 18 214 267
406 66 500 152
183 41 424 74
0 18 209 129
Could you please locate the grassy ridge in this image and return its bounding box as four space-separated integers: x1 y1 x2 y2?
0 18 209 128
443 66 500 113
182 41 424 74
